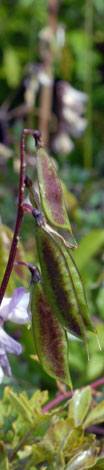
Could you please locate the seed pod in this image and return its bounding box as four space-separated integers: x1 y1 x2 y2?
30 272 72 388
36 147 72 233
55 238 96 336
24 175 40 209
35 224 87 343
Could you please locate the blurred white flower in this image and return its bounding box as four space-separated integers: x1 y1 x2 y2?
52 80 88 155
25 76 39 108
52 131 74 155
38 70 53 87
62 108 87 137
0 287 30 382
56 25 65 48
38 24 65 49
59 82 87 112
38 26 54 44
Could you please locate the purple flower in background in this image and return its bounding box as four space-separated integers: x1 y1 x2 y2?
0 287 30 383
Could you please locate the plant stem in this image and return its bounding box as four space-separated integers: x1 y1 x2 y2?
38 0 59 147
87 426 104 436
9 426 35 463
0 129 41 303
42 376 104 413
83 0 93 168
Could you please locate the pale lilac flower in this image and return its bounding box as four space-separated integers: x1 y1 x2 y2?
0 287 30 324
0 287 30 383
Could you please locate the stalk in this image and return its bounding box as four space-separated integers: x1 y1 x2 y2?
83 0 93 168
0 129 41 303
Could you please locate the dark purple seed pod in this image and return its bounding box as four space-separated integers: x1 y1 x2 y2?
36 147 72 233
30 271 72 388
35 224 87 344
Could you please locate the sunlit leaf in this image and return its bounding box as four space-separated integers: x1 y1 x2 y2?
31 440 54 465
61 181 78 218
87 353 104 381
68 387 92 425
0 441 9 470
84 399 104 429
92 458 104 470
7 389 33 424
3 47 21 87
66 445 98 470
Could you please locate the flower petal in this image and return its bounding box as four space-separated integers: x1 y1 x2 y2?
0 349 12 377
0 296 11 320
57 81 87 110
7 288 30 324
0 366 4 383
0 327 22 355
9 287 27 308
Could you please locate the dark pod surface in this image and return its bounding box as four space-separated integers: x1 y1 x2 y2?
31 279 72 388
35 225 87 343
37 147 72 232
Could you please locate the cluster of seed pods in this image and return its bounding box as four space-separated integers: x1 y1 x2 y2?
24 142 97 388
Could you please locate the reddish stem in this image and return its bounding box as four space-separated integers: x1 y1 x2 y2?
42 376 104 413
87 426 104 435
0 129 41 304
23 203 34 214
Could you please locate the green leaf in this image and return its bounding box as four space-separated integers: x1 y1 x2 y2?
46 416 83 459
87 353 104 381
66 445 98 470
61 181 78 214
73 229 104 271
92 458 104 470
47 417 75 448
0 441 9 470
36 147 72 232
96 288 104 319
63 425 83 459
84 399 104 429
29 389 48 410
32 440 54 465
3 47 21 87
18 445 32 460
31 277 72 388
68 387 92 425
7 390 33 424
